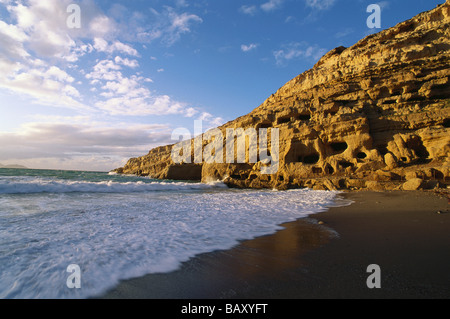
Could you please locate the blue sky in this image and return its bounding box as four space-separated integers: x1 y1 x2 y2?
0 0 444 171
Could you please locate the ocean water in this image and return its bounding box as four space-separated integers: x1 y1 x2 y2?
0 168 344 299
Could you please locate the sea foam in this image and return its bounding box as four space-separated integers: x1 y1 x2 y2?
0 171 344 299
0 177 227 194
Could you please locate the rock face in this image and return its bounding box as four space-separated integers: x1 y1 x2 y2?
114 2 450 191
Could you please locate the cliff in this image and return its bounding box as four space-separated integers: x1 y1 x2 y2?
114 2 450 191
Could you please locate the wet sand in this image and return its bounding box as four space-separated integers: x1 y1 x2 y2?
100 190 450 299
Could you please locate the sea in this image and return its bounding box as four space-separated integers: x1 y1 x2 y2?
0 168 346 299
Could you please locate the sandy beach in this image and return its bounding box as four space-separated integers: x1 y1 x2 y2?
100 190 450 299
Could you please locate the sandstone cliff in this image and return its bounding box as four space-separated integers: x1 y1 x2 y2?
114 2 450 192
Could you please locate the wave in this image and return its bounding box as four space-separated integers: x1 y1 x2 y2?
0 177 228 194
0 187 343 299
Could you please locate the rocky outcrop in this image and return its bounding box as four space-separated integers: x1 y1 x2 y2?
114 2 450 191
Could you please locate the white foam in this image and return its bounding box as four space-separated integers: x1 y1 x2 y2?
0 177 227 194
0 180 344 299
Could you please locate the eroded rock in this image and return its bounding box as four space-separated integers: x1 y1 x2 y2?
114 3 450 192
403 178 425 191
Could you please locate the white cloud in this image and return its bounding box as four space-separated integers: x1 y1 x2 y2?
110 41 139 57
185 107 198 118
0 0 90 109
7 0 83 62
86 59 122 82
0 20 28 43
95 94 187 117
114 56 139 68
285 16 295 23
89 15 116 37
261 0 284 12
93 38 109 52
125 7 202 46
0 120 173 171
101 75 149 98
0 20 30 59
241 43 259 52
93 38 139 57
239 5 258 15
85 58 191 116
0 0 223 170
240 1 284 15
198 112 224 128
305 0 336 10
175 0 189 8
165 10 203 45
0 41 86 110
377 1 390 9
45 66 75 83
274 43 328 66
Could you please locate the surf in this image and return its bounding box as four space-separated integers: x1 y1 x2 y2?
0 169 346 299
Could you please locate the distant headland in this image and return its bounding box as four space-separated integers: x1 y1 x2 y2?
0 163 29 169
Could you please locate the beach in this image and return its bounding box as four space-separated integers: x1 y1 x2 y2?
0 169 340 299
101 190 450 299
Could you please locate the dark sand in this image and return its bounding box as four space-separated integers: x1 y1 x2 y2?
101 190 450 299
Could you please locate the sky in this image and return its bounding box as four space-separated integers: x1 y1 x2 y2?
0 0 444 171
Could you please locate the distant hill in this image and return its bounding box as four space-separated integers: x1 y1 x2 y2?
0 164 29 169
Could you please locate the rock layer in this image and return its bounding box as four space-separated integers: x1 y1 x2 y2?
114 2 450 191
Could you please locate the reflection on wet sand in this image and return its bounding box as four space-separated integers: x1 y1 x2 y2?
102 218 334 299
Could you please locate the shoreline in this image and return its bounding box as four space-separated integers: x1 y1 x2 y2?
100 190 450 299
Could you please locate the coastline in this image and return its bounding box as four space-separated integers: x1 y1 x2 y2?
100 190 450 299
